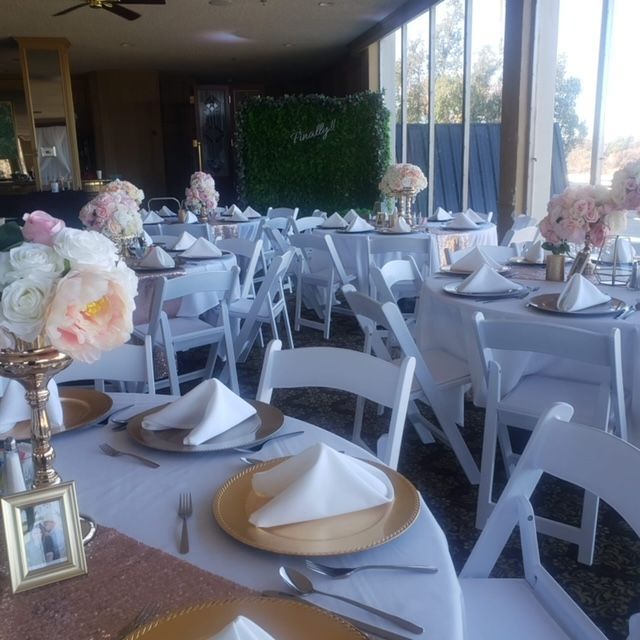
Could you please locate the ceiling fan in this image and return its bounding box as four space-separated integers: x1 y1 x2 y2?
53 0 166 21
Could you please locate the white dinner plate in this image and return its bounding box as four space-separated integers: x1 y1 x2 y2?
440 264 511 275
442 281 524 298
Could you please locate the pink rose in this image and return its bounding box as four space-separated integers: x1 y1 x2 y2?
22 210 65 246
45 266 137 363
589 222 607 247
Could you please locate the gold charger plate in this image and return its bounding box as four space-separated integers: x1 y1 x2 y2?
126 400 284 453
527 293 626 316
6 388 112 441
213 457 420 556
124 597 366 639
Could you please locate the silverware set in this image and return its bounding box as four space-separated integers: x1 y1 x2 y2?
616 300 640 320
304 558 438 578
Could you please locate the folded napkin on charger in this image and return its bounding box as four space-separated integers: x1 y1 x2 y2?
457 264 515 294
450 247 502 273
432 206 453 221
183 211 199 223
249 442 394 528
389 216 412 233
181 237 222 259
142 379 256 446
599 238 636 264
172 231 198 251
464 208 486 223
143 211 164 224
0 379 63 434
446 211 479 229
557 274 611 312
312 210 328 219
158 205 177 217
346 216 374 232
225 204 244 217
209 616 276 640
137 246 175 269
322 212 347 229
227 209 249 222
524 240 545 263
344 209 359 224
243 206 262 219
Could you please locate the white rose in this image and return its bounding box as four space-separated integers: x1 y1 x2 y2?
8 243 65 278
54 228 118 270
0 273 56 342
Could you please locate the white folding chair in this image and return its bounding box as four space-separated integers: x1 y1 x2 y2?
56 336 155 394
343 286 479 482
290 216 325 234
460 402 640 640
256 339 416 470
267 206 299 220
216 238 263 298
134 268 240 396
501 225 540 247
160 223 212 241
260 224 295 293
446 245 516 265
229 251 296 362
368 235 432 279
472 312 627 564
289 233 356 339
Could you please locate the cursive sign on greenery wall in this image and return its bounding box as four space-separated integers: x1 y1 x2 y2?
235 92 389 215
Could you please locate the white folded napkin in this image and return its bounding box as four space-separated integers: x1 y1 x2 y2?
389 217 412 233
464 208 485 223
172 231 198 251
450 247 502 273
524 240 545 263
599 238 636 264
433 207 453 221
457 264 515 294
321 212 347 228
344 209 359 224
346 216 374 233
557 274 611 312
0 379 63 434
228 209 249 222
137 246 175 269
447 211 479 229
159 205 177 217
181 237 222 259
143 211 164 224
142 379 256 446
139 208 149 217
142 230 154 246
184 211 199 223
243 206 262 219
226 204 244 217
312 210 328 219
209 616 276 640
249 443 394 528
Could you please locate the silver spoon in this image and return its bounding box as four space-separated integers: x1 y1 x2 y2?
278 566 423 634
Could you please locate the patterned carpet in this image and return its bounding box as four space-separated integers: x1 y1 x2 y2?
188 302 640 639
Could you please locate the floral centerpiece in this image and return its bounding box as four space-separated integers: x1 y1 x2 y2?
100 178 145 206
539 184 626 254
184 171 220 217
611 159 640 212
379 163 428 196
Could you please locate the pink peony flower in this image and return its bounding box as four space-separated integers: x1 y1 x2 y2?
22 211 65 246
45 266 137 363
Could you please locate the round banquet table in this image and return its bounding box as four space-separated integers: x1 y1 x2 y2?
416 271 640 445
53 392 464 640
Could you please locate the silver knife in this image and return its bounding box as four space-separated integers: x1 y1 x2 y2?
261 590 418 640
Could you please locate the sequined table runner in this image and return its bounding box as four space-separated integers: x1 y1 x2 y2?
1 524 253 639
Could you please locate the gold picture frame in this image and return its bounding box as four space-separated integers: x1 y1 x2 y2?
1 481 87 593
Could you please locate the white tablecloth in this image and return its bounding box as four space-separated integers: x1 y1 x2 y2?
425 222 498 270
54 392 464 640
416 274 640 444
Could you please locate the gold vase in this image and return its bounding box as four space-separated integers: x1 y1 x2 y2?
0 336 72 488
545 254 566 282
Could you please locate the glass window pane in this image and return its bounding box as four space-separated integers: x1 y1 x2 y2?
379 30 401 164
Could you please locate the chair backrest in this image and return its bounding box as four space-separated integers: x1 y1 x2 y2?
368 236 432 278
160 223 211 241
262 225 291 256
216 238 263 298
290 216 325 234
472 311 627 438
56 335 155 394
501 225 539 247
263 217 292 233
256 339 416 468
461 402 640 639
446 245 516 265
147 197 181 214
369 258 423 305
289 233 350 285
267 206 299 220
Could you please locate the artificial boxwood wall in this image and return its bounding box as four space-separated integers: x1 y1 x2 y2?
235 92 389 215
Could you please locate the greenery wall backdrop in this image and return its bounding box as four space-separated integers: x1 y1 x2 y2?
235 92 389 215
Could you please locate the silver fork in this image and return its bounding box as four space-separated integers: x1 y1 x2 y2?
178 492 192 554
99 443 160 468
305 559 438 578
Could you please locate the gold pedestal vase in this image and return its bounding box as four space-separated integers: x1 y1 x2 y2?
0 337 72 488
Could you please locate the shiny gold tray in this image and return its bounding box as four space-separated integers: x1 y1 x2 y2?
213 457 420 556
124 597 366 639
126 400 284 453
7 388 112 441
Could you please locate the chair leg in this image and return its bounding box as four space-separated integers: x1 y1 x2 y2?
282 303 295 350
577 492 599 565
295 278 303 332
203 342 220 380
323 285 332 340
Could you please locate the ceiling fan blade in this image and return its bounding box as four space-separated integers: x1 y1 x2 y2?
103 3 141 19
118 0 166 4
52 3 87 16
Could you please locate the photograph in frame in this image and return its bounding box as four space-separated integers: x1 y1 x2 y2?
1 480 87 593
